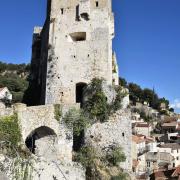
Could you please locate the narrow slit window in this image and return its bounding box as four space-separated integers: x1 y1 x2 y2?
61 8 64 15
76 5 80 21
96 1 99 7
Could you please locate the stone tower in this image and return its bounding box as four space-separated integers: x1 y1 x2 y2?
30 0 119 105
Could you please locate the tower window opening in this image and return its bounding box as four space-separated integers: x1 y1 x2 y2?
96 1 99 7
69 32 86 42
61 8 64 15
76 83 87 105
80 13 89 21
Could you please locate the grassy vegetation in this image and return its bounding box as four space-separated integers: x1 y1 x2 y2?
0 114 21 147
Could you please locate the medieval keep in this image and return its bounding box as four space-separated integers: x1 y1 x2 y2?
30 0 119 105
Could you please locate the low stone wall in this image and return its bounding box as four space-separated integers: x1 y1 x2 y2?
0 102 13 117
85 108 132 171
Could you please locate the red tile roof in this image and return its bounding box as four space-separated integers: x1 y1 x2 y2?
132 135 145 144
0 87 5 92
162 121 177 127
172 166 180 177
133 159 139 168
159 143 180 150
135 123 150 128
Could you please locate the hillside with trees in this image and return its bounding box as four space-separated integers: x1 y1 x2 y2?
119 77 174 113
0 61 30 103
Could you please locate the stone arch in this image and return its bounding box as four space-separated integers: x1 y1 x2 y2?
76 82 87 105
25 126 57 155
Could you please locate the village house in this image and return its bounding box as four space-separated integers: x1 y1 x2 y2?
161 121 178 134
132 112 141 121
132 135 147 175
158 143 180 168
134 123 153 137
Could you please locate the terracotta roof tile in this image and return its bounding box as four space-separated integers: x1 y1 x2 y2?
172 166 180 177
162 122 177 127
159 143 180 150
135 123 150 128
133 159 139 168
132 135 145 144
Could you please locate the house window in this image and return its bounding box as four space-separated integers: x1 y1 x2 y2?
61 8 64 15
177 157 179 160
96 1 99 7
122 133 125 137
147 161 150 168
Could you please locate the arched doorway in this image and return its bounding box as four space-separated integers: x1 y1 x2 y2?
76 82 87 105
25 126 57 155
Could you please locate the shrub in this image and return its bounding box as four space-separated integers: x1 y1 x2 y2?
75 146 97 168
83 78 126 123
84 91 109 122
106 147 126 166
63 108 89 136
0 114 21 146
111 173 128 180
110 86 127 113
54 104 62 121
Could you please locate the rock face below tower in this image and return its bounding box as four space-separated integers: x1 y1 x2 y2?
30 0 119 105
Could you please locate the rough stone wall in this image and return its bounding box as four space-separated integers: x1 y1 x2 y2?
38 0 116 105
0 102 13 117
85 109 132 171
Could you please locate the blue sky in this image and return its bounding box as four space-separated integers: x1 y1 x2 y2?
0 0 179 112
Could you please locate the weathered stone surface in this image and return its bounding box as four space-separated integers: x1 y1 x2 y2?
0 154 85 180
85 108 132 171
0 102 13 117
0 172 8 180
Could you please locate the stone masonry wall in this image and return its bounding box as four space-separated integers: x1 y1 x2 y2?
85 108 132 171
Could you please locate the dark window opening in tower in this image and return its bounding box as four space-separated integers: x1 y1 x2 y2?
80 13 90 21
96 1 99 7
61 8 64 15
69 32 86 42
76 83 87 105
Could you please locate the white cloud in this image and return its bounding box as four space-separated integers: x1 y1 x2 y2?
170 99 180 109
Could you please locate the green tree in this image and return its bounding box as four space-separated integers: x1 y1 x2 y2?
128 83 143 104
119 77 127 87
83 78 109 122
142 88 159 108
